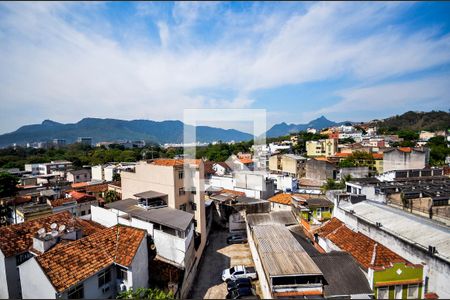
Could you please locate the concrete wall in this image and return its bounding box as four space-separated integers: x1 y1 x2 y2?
305 159 336 181
19 258 56 299
383 150 428 173
0 253 20 299
340 167 369 179
0 251 10 299
270 202 292 212
91 165 104 181
246 224 272 299
129 237 149 290
121 162 176 205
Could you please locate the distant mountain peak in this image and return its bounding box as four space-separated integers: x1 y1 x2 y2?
41 119 61 126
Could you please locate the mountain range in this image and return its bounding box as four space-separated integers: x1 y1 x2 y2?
265 115 351 137
0 116 342 147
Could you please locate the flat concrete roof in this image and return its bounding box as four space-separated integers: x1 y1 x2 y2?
134 190 168 199
106 198 193 231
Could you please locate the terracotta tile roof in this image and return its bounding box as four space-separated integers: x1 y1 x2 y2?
69 191 97 203
238 158 253 164
84 183 109 193
315 156 331 162
151 158 201 167
317 218 410 270
0 211 104 257
398 147 412 153
71 182 89 188
6 195 33 206
220 189 245 197
268 193 293 205
49 198 77 207
372 153 383 159
36 225 146 292
334 152 352 158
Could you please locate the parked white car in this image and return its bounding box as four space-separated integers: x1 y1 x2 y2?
222 265 257 282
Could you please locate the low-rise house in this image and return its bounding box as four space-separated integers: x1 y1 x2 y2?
316 218 424 299
91 163 136 182
47 191 98 217
66 169 91 183
306 139 338 157
0 211 105 299
268 193 293 211
268 173 298 193
292 197 333 230
19 225 148 299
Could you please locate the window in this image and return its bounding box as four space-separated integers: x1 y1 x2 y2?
179 204 186 211
191 202 197 211
178 171 184 180
395 285 403 299
88 209 91 214
81 211 86 216
378 287 388 300
407 284 418 299
179 187 186 196
117 266 128 281
98 268 111 288
68 283 84 299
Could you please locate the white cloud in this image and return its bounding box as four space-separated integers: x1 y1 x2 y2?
318 76 450 115
0 2 449 133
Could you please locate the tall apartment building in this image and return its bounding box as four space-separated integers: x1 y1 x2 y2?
306 139 338 157
77 137 92 146
268 154 306 178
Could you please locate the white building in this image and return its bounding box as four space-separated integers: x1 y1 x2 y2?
19 225 148 299
0 212 105 299
91 163 136 182
24 161 72 176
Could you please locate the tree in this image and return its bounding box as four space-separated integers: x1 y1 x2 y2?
112 173 121 182
117 287 174 299
104 190 119 203
321 178 345 192
0 172 19 198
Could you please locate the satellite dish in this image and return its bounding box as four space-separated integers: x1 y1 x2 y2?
59 225 66 232
37 228 46 237
51 231 58 237
50 223 57 230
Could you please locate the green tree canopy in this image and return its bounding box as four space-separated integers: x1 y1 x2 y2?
0 172 19 198
117 287 174 299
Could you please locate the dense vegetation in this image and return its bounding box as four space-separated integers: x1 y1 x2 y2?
117 287 174 299
377 110 450 133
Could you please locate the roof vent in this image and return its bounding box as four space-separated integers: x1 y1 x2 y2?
349 209 355 214
376 222 382 227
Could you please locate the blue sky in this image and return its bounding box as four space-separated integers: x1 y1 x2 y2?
0 2 449 134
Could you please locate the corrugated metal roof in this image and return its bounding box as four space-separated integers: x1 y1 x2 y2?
134 190 168 199
247 211 297 227
106 198 193 231
345 201 450 262
252 225 323 277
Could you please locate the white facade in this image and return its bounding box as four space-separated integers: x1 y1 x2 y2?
91 206 194 269
18 232 149 299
